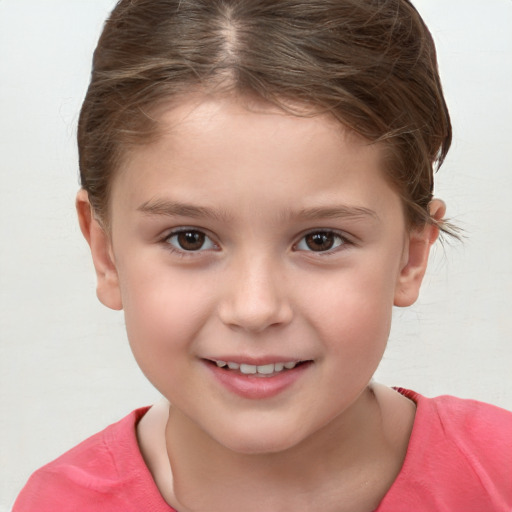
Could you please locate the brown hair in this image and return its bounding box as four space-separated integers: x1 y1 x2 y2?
78 0 452 232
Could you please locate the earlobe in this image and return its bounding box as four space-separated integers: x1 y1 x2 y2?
76 189 123 311
394 199 446 307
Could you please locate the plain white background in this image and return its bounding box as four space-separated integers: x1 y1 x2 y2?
1 0 511 509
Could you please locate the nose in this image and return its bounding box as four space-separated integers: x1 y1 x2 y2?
217 255 293 333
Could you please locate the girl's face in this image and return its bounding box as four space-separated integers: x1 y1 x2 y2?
83 95 433 454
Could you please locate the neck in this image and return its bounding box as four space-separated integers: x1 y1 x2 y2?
165 384 414 512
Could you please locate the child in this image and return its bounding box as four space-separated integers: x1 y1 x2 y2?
13 0 512 510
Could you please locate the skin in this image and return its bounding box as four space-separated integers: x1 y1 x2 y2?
77 95 444 512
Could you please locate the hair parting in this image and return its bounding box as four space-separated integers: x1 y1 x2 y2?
78 0 456 236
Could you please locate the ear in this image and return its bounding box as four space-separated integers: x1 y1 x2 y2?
394 199 446 307
76 189 123 310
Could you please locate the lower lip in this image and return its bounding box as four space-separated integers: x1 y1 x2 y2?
205 362 311 400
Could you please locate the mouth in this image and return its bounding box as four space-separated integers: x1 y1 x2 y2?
206 359 310 377
204 358 312 399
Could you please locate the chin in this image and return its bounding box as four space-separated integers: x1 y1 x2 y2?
211 420 308 456
224 436 298 456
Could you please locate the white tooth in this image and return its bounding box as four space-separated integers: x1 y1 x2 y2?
240 364 257 374
257 364 275 375
274 363 284 372
284 362 297 369
216 360 227 367
228 362 240 370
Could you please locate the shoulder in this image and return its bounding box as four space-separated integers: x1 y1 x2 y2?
406 389 512 475
378 389 512 512
12 408 172 512
407 389 512 461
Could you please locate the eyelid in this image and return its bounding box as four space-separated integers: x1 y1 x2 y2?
163 227 219 254
293 229 352 253
160 226 353 256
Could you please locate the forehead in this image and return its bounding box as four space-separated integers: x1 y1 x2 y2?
142 92 375 162
110 94 402 227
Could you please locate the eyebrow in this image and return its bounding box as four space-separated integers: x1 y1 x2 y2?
137 199 230 222
137 199 378 223
292 205 379 222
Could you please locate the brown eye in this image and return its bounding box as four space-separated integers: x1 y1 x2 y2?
296 231 345 252
177 231 205 251
305 232 335 251
166 230 215 252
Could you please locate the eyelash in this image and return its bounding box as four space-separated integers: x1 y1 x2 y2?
162 228 351 256
163 228 218 257
294 230 350 254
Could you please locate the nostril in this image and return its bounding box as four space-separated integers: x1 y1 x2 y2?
218 300 293 333
216 264 293 332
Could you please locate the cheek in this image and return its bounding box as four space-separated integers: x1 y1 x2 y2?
117 258 215 367
299 260 398 358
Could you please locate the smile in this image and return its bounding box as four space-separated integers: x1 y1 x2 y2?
206 358 312 399
213 360 300 376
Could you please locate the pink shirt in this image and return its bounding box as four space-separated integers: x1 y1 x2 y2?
13 389 512 511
